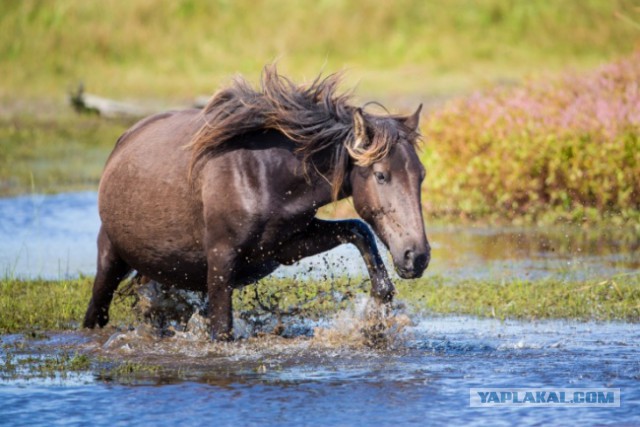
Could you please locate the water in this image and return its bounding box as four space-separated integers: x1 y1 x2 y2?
1 191 638 280
1 312 639 426
1 192 639 425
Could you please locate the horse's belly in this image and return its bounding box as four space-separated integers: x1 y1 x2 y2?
233 259 280 288
135 255 209 291
100 199 208 290
98 128 211 288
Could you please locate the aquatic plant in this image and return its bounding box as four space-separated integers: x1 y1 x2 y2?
98 360 162 380
0 351 91 381
421 52 640 224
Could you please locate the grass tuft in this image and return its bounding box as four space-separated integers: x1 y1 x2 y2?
0 276 137 334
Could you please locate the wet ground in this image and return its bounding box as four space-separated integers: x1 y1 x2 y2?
1 192 639 425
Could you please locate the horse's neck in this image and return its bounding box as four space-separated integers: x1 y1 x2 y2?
282 164 352 215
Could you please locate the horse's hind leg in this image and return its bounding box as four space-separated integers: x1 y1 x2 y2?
83 227 131 328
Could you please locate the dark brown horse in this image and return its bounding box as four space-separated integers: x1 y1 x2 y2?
83 66 430 340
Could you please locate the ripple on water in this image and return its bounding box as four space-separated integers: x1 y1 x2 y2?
2 307 639 425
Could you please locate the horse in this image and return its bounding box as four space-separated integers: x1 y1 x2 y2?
83 66 430 340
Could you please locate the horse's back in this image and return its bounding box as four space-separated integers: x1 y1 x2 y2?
106 109 201 161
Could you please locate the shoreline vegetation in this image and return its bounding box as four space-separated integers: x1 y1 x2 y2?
421 52 640 226
1 275 638 334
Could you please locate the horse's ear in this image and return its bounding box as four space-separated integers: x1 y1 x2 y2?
401 104 422 131
353 108 369 148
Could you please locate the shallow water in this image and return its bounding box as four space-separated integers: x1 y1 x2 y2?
1 191 639 426
1 191 638 280
1 308 639 426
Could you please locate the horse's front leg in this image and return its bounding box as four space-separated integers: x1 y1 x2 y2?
206 247 235 341
276 218 394 302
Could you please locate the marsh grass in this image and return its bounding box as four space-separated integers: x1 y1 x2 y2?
0 351 92 380
96 360 166 384
1 274 639 334
0 347 166 382
400 275 640 322
0 113 131 196
0 276 137 334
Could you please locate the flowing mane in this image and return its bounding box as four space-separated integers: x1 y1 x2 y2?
187 65 416 199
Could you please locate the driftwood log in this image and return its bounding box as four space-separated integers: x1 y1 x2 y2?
69 84 209 119
69 84 150 118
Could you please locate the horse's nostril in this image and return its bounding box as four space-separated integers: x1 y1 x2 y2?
404 249 414 261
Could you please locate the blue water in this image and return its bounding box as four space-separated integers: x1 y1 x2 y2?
1 316 639 426
0 192 100 278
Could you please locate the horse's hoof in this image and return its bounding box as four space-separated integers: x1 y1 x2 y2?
83 311 102 329
210 330 233 342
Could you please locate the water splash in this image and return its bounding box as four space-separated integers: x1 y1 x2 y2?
312 296 412 349
95 285 414 361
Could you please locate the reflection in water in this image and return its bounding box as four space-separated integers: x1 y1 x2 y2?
0 191 638 280
426 225 640 281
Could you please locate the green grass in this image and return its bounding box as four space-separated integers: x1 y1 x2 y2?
0 351 92 380
0 347 165 382
399 275 640 322
1 274 639 334
1 0 638 101
0 276 137 333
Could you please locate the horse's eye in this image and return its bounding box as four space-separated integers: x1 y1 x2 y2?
374 171 387 184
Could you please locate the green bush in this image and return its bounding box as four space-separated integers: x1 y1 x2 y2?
421 52 640 224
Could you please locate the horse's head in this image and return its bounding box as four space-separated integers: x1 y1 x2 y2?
348 105 430 279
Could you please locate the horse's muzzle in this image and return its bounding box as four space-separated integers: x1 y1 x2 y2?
397 248 430 279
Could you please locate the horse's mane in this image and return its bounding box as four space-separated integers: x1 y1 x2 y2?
187 65 415 200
